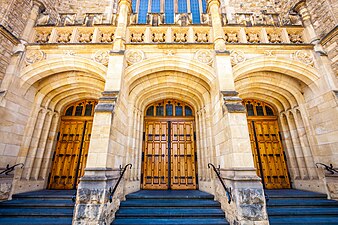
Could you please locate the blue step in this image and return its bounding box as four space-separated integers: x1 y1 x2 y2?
0 190 74 225
112 190 229 225
120 199 221 207
266 189 338 225
112 218 230 225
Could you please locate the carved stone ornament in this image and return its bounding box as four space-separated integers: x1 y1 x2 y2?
25 50 46 65
164 49 176 56
194 50 214 65
230 50 246 66
125 50 145 65
293 50 314 66
64 50 76 56
92 50 110 66
36 32 50 43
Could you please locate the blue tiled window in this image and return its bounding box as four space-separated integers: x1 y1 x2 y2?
202 0 207 13
138 0 149 23
178 0 187 13
152 0 161 13
165 0 174 23
190 0 201 23
132 0 137 12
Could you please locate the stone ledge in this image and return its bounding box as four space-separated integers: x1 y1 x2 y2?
0 24 20 45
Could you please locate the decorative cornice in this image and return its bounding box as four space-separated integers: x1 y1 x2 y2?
0 25 20 45
320 25 338 46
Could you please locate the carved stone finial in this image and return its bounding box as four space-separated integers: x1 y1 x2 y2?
206 0 221 13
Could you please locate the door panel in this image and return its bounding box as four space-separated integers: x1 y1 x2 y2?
49 120 92 189
171 121 196 189
142 119 197 190
143 121 169 189
248 119 290 189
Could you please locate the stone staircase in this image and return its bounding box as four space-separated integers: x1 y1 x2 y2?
112 190 229 225
0 190 74 225
266 189 338 225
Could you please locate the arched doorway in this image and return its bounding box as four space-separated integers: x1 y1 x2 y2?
244 99 291 189
48 100 98 189
142 99 197 190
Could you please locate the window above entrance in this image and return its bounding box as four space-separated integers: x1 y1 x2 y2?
243 99 275 117
145 99 194 117
64 100 98 117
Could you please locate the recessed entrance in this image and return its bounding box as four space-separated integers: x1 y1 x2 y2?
142 99 197 190
48 100 97 189
244 99 291 189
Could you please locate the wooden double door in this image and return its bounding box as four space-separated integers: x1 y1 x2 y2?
245 99 290 189
142 119 197 190
48 100 96 189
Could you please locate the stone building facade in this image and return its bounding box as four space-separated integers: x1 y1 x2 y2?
0 0 337 224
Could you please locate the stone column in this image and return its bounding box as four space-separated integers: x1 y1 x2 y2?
210 52 268 224
207 0 226 51
113 0 132 51
73 91 122 225
21 0 45 42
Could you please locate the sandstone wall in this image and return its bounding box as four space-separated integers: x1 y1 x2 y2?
0 0 58 85
56 0 117 23
306 0 337 75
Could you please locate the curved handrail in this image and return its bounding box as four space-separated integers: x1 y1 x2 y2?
0 163 24 175
208 163 232 204
316 163 338 174
109 164 132 203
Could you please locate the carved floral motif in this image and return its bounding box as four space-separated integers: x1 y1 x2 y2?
247 32 260 43
126 50 144 65
25 50 46 65
152 32 165 42
230 50 246 66
36 32 50 43
101 32 114 43
226 32 238 43
268 32 281 43
57 32 71 43
293 50 314 66
130 32 144 42
195 32 208 43
289 32 303 43
173 32 187 42
195 50 214 65
79 32 93 43
92 50 110 66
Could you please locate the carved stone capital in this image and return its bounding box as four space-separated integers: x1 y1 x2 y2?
95 91 119 113
118 0 132 11
32 0 46 12
206 0 221 13
221 91 246 113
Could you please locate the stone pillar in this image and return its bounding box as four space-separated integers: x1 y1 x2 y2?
113 0 132 51
21 0 45 42
210 51 268 225
73 92 122 225
207 0 226 51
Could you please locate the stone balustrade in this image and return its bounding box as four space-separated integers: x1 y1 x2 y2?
32 25 306 44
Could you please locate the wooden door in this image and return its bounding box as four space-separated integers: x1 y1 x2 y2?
171 121 196 189
245 99 290 189
48 100 96 189
142 99 197 190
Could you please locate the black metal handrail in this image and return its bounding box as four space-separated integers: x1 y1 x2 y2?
0 163 24 175
316 163 338 174
208 163 232 204
109 164 132 203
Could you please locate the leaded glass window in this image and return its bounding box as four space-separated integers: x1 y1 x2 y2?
152 0 161 13
190 0 201 23
165 0 174 23
138 0 149 23
178 0 188 13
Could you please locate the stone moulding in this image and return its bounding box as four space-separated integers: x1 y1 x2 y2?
221 91 246 113
0 25 20 45
95 91 119 113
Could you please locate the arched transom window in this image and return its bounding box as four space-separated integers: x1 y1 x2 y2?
145 99 194 117
64 100 98 117
243 99 275 117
